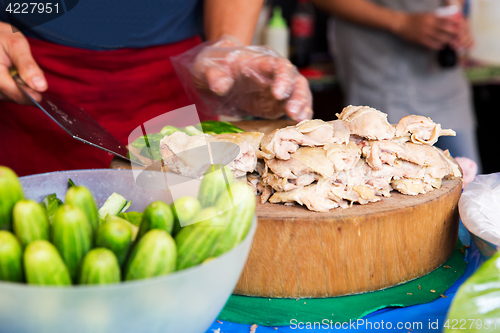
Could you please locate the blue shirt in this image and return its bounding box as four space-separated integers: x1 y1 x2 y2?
0 0 203 50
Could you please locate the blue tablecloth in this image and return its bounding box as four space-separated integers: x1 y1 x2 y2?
206 224 482 333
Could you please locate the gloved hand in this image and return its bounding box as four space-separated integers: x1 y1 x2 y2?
172 36 313 121
0 21 47 104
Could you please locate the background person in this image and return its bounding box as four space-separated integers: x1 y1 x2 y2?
313 0 480 166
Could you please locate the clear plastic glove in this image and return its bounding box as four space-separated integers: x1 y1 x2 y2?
171 36 313 121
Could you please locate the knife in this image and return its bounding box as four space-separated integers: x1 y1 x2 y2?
10 68 145 167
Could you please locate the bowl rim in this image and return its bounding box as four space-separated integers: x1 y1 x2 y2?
1 168 257 291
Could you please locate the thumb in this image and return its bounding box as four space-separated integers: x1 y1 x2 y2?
7 37 47 92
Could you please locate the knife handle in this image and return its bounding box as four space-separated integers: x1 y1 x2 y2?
9 67 18 78
8 67 28 87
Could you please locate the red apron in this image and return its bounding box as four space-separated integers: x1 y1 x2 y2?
0 36 214 177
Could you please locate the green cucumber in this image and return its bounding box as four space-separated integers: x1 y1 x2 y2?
137 201 174 240
198 164 234 208
120 200 132 213
199 120 245 134
98 193 128 221
0 166 24 230
67 178 76 189
172 196 201 235
51 205 93 281
95 215 133 267
41 193 63 223
118 212 143 227
0 231 23 282
160 125 181 136
24 240 72 286
183 125 204 136
79 248 121 285
212 182 255 256
175 207 226 270
124 229 177 281
65 186 99 232
12 199 50 249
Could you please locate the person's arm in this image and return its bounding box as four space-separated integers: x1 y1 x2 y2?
311 0 460 50
311 0 403 33
203 0 264 45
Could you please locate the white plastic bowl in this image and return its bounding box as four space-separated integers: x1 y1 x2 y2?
0 169 257 333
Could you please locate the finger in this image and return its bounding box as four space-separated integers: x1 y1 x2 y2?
435 17 460 37
422 36 444 50
6 36 47 92
285 75 312 121
270 59 296 100
205 65 234 96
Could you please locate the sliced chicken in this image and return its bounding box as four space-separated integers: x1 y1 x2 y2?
324 141 361 172
265 157 311 180
210 132 264 177
328 120 351 144
395 115 456 145
160 131 212 178
296 119 334 144
246 173 261 194
261 184 274 204
336 105 395 140
404 143 461 179
291 147 334 179
362 140 420 171
262 172 297 192
260 127 319 160
160 131 263 178
391 178 426 195
269 182 341 212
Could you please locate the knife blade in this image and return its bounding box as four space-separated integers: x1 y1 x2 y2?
10 69 145 167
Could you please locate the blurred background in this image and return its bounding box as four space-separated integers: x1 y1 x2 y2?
252 0 500 174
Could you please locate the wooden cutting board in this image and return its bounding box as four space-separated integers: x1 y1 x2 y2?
235 177 461 298
111 120 462 298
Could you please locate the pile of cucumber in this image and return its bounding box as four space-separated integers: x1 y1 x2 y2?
0 164 255 286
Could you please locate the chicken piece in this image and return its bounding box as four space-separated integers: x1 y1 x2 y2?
330 160 369 188
336 105 395 140
262 172 297 192
260 127 319 160
269 182 341 212
246 173 261 194
391 178 426 195
160 131 263 178
160 131 212 178
404 143 461 179
328 183 381 205
395 115 456 145
265 157 311 180
210 132 264 177
296 119 334 144
327 120 351 144
291 147 335 179
324 141 361 172
362 140 421 171
261 184 273 204
293 173 318 188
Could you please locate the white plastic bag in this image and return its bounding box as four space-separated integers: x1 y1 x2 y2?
459 173 500 244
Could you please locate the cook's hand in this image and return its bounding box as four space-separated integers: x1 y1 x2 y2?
191 36 312 121
451 18 474 51
0 21 47 104
394 12 460 50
